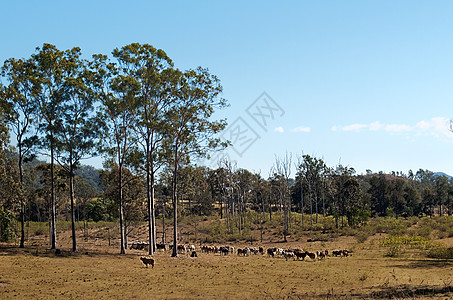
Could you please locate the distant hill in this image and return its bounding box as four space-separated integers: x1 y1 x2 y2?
433 172 452 179
75 165 102 194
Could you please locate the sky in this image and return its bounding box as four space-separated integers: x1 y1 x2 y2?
1 1 453 177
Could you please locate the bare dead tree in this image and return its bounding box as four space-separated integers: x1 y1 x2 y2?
274 152 292 242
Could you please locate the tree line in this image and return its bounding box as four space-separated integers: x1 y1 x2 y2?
1 44 452 255
0 43 227 256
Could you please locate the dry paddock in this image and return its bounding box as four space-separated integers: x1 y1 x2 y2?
0 242 453 299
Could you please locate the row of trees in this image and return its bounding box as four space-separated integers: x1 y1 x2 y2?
0 43 228 256
2 133 453 252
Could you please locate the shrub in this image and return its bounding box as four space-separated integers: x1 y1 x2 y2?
34 228 46 236
0 207 15 242
355 230 372 243
427 246 453 259
379 236 433 257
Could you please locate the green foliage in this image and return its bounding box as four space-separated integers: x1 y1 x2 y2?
380 236 433 257
427 246 453 259
0 207 15 242
86 198 115 222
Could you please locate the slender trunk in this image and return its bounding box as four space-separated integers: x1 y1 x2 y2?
220 193 223 219
309 182 313 226
260 194 264 243
119 163 125 255
146 150 154 255
300 180 304 230
18 141 25 248
151 175 156 253
162 201 166 243
171 146 179 258
322 181 326 217
124 223 128 249
69 167 77 252
288 184 292 230
50 138 57 250
315 191 318 224
269 185 272 221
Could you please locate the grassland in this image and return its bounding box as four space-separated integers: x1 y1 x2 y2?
1 216 453 299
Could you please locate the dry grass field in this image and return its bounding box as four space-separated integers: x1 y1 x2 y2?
1 228 453 299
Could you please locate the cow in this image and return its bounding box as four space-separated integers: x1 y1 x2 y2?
219 246 230 256
156 243 167 251
283 250 295 261
140 257 155 268
305 251 317 260
259 247 264 255
267 248 276 257
294 250 307 261
317 251 326 260
249 247 259 255
177 244 187 254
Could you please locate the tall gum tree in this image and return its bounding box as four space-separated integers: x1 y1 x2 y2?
165 67 228 257
32 44 72 249
54 48 102 252
112 43 173 255
96 54 140 254
1 58 39 248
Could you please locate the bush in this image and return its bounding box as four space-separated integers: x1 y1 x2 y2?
34 228 46 236
379 236 433 257
355 230 372 243
427 246 453 259
0 207 15 242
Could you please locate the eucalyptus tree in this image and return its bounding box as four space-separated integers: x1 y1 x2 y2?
207 167 229 219
274 153 292 242
165 67 228 257
296 154 327 225
53 50 102 252
330 164 357 227
100 165 145 247
32 44 77 249
0 94 20 242
235 168 254 233
96 54 140 254
1 58 39 247
112 43 173 255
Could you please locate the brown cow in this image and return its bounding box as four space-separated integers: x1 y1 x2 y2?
140 257 155 268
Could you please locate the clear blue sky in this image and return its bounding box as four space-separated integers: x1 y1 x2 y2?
2 1 453 176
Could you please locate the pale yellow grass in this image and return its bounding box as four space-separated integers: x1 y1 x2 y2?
1 237 452 299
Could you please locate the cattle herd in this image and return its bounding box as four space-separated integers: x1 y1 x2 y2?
132 241 350 262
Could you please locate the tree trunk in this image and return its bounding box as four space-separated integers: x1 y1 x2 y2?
162 201 166 243
219 194 223 219
69 169 77 252
300 180 304 230
309 182 313 226
146 155 154 256
50 140 57 250
119 164 125 255
18 144 25 248
171 146 179 258
151 175 156 253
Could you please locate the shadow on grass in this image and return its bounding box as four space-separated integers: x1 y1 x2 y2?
388 258 453 269
0 243 135 258
367 284 453 299
316 284 453 299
